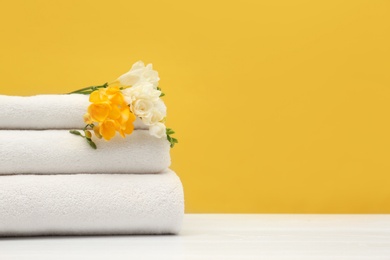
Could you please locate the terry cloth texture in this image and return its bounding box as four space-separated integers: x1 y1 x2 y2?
0 169 184 236
0 94 163 129
0 130 170 174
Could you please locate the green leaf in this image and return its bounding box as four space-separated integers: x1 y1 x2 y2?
160 92 165 97
166 127 178 148
167 129 175 135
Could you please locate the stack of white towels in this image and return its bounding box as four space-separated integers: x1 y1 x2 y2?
0 94 184 236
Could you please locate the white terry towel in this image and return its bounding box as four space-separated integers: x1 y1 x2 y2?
0 94 158 129
0 169 184 236
0 130 170 174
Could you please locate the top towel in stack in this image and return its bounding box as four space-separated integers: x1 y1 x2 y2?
0 94 158 129
0 94 170 175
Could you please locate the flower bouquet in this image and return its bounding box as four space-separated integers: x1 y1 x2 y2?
69 61 178 149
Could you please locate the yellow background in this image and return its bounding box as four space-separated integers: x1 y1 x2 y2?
0 0 389 213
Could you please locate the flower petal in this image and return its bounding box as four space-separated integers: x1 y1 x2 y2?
88 103 110 122
99 120 117 140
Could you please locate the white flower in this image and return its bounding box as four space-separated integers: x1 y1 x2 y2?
149 122 166 138
142 108 164 125
154 99 167 118
131 99 154 118
117 61 160 88
122 81 161 104
117 61 168 139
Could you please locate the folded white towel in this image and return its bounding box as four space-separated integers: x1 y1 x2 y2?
0 94 159 129
0 130 170 174
0 169 184 236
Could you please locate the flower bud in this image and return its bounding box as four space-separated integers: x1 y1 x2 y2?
83 113 93 124
93 125 102 139
84 130 92 138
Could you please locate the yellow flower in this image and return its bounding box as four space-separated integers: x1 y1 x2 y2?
99 119 117 140
89 88 109 103
118 109 136 138
88 103 110 122
86 86 136 141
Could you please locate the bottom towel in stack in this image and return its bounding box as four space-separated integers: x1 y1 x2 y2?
0 169 184 236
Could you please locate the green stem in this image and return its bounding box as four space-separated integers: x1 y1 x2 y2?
68 83 108 94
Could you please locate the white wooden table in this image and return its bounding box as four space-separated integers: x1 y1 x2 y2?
1 214 389 259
